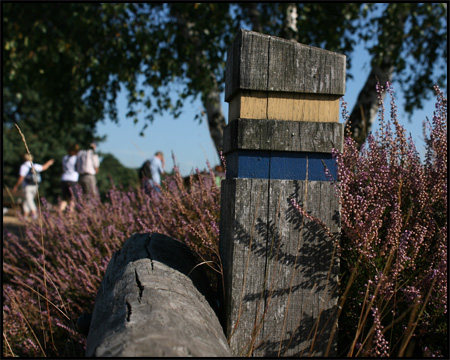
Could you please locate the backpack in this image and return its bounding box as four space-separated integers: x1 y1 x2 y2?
139 160 152 180
62 155 71 173
25 166 41 184
76 150 89 174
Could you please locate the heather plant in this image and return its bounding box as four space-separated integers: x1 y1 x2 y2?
3 161 222 357
231 83 447 357
3 84 447 358
331 83 447 357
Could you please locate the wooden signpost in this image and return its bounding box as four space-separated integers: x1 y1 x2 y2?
219 29 345 357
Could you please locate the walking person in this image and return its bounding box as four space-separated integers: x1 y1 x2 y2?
139 151 165 193
60 144 80 212
149 151 165 191
76 143 100 197
12 154 55 220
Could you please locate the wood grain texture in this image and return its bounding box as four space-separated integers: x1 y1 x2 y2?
219 178 270 355
261 180 339 357
225 29 346 101
267 92 339 122
223 118 344 154
220 29 343 357
228 91 340 122
226 30 270 100
86 233 231 357
228 90 267 123
219 179 339 356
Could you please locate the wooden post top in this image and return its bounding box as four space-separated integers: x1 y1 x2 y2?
225 29 346 102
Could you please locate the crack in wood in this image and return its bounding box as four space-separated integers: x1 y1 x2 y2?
145 233 154 270
135 268 144 302
126 300 132 322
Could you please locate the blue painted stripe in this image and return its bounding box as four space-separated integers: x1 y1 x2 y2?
225 150 337 181
226 151 270 179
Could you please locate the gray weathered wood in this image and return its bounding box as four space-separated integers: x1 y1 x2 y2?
219 178 270 356
261 180 339 357
220 29 344 357
226 30 270 100
223 118 344 154
86 233 231 357
219 179 339 356
225 29 346 101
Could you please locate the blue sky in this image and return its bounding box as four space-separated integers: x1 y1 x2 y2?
96 41 440 177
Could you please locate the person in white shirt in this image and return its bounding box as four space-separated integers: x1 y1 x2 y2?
60 144 80 212
12 153 54 220
148 151 165 191
76 143 100 196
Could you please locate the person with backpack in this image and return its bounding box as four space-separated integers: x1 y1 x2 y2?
76 142 100 196
138 159 152 186
139 151 165 192
12 153 54 220
59 143 80 212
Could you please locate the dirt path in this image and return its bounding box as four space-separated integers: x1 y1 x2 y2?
3 211 26 237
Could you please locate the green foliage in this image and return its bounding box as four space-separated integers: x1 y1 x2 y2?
96 153 139 200
365 3 447 114
3 3 447 200
3 88 447 357
3 125 137 204
4 3 446 129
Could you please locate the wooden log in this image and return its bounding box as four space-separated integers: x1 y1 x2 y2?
86 233 231 357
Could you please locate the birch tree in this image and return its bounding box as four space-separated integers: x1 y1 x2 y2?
3 3 447 194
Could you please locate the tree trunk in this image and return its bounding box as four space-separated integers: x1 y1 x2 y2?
347 60 394 145
203 84 227 157
175 4 301 158
348 4 409 145
171 7 227 158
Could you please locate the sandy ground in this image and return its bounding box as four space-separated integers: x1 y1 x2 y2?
3 210 25 237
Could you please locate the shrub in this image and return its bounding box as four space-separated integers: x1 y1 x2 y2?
332 83 447 357
2 162 222 357
2 84 447 357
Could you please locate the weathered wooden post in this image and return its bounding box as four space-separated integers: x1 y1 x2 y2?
219 29 345 357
